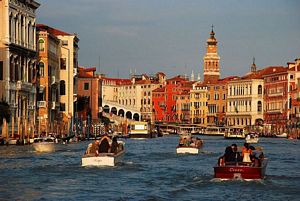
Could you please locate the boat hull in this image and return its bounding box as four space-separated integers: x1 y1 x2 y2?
33 142 55 152
176 147 199 154
245 138 259 143
82 150 125 167
214 160 268 180
129 133 155 139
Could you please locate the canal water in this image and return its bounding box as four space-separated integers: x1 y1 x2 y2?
0 135 299 201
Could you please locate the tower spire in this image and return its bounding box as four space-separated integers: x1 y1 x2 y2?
251 57 256 72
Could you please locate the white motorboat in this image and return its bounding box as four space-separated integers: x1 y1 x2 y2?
176 146 200 154
245 133 259 143
275 133 287 138
176 134 203 154
82 141 125 167
82 149 125 167
32 137 56 152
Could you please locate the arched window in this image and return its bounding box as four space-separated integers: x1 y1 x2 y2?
38 39 45 52
257 101 262 112
60 80 66 95
258 85 262 94
39 62 44 77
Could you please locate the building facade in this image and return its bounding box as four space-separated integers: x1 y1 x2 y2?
36 25 61 136
189 82 208 126
0 0 40 141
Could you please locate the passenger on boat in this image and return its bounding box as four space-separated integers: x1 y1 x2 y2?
99 134 111 153
231 144 241 162
242 143 252 163
110 137 119 154
85 140 100 155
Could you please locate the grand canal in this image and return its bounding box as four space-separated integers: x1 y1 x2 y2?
0 135 299 201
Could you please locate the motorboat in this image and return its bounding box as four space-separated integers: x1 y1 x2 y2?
245 133 259 144
32 137 56 152
214 146 268 180
224 127 246 139
203 126 226 136
82 141 125 167
275 133 287 138
176 134 203 154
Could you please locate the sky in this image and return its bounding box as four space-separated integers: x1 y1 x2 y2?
37 0 300 79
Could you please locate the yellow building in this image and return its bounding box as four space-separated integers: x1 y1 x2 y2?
190 82 208 127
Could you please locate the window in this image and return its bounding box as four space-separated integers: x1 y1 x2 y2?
38 39 45 52
60 80 66 95
39 62 44 77
258 85 262 95
60 58 66 70
257 101 262 112
60 103 66 111
84 83 89 90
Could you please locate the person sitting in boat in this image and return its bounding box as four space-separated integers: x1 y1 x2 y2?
99 134 111 153
242 143 252 163
231 143 241 162
110 137 119 154
218 146 234 166
85 140 100 156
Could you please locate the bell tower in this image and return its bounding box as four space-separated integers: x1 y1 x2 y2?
203 25 220 82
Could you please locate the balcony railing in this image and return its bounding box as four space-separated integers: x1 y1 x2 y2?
268 92 284 97
37 101 46 108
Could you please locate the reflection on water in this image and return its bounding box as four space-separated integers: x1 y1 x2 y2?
0 136 299 200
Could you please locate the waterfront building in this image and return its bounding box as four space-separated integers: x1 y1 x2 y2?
175 89 191 124
189 81 208 126
36 24 79 135
226 73 264 127
263 66 290 133
36 25 61 136
0 0 40 141
77 67 101 123
152 75 190 123
101 72 164 122
290 59 300 137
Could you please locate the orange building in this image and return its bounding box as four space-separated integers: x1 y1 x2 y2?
37 25 61 136
77 67 101 123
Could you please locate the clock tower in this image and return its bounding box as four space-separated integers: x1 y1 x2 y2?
203 26 220 82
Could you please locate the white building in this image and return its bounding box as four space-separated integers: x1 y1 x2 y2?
0 0 40 140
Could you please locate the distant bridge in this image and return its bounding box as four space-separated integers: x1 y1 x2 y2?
102 100 141 121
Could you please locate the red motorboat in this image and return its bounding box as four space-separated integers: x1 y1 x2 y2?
214 146 268 180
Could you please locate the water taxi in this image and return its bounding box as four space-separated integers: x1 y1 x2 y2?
32 137 56 152
82 141 125 167
176 134 203 154
224 127 246 139
214 146 268 180
128 121 154 138
245 133 259 143
203 126 226 136
176 124 203 135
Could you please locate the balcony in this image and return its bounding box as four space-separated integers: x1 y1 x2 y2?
268 92 283 97
266 109 282 114
16 81 33 92
37 101 46 108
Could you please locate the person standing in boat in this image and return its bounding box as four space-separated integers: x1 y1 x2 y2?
99 134 111 153
231 144 241 162
242 143 252 163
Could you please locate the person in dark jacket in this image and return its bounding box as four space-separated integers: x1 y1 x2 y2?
99 134 111 153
